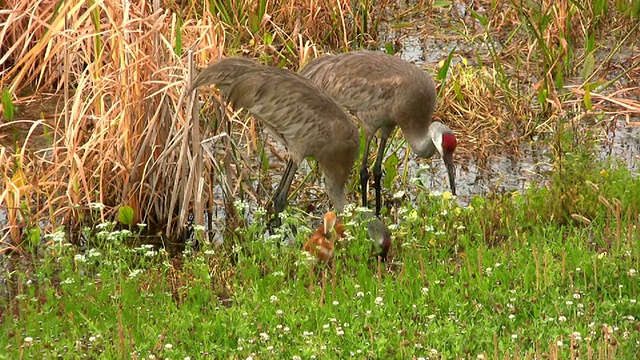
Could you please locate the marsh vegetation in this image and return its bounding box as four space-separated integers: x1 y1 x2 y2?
1 0 639 358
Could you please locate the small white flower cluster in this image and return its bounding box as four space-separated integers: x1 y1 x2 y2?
44 228 66 243
128 269 144 279
88 202 105 210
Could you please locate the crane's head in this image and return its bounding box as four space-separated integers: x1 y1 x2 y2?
429 122 457 196
367 217 391 261
323 211 338 238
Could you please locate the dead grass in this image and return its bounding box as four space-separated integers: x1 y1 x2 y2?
1 0 638 249
201 0 391 68
0 0 228 245
0 0 392 247
409 0 640 167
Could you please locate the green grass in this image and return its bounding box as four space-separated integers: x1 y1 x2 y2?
2 148 639 359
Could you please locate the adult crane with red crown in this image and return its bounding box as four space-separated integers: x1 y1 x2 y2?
300 51 457 215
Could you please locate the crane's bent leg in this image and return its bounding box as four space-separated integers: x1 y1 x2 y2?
360 134 375 209
272 159 298 215
372 136 388 217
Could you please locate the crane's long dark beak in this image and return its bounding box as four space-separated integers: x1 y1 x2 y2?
443 151 456 196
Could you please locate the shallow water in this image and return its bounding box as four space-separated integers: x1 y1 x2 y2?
379 28 640 206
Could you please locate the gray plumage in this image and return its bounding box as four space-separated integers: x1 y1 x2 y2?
300 51 457 215
367 217 391 262
189 57 359 214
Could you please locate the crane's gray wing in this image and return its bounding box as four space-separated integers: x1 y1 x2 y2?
300 52 407 112
188 57 265 93
225 69 350 145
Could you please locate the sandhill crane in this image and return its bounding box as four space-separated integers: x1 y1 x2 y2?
189 58 359 215
300 51 457 216
303 211 345 265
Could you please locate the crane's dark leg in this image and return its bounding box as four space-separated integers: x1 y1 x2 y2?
372 136 389 217
272 159 298 215
360 134 375 208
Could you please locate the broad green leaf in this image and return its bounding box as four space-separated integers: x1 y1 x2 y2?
384 43 394 55
383 152 399 190
118 205 135 226
580 53 595 80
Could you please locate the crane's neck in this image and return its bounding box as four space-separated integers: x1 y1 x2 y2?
323 213 337 237
406 121 450 159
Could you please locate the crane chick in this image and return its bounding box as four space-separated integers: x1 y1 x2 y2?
303 211 345 265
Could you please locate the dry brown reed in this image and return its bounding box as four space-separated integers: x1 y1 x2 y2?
0 0 392 247
204 0 390 68
411 0 640 170
0 0 231 244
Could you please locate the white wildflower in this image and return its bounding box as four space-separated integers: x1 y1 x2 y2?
89 202 105 210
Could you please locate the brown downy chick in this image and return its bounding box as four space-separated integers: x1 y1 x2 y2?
303 211 344 265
